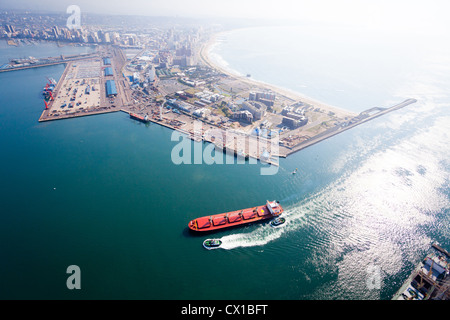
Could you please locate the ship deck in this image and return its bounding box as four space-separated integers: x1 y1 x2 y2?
189 203 282 232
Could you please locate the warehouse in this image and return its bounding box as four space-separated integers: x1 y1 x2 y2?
104 67 113 76
105 80 117 97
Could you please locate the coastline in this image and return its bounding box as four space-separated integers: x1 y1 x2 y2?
199 29 357 119
28 30 416 162
197 29 417 157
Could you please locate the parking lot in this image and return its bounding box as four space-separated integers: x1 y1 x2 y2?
49 60 103 116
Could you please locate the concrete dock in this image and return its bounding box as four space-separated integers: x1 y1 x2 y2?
0 52 99 73
38 47 128 122
286 99 417 156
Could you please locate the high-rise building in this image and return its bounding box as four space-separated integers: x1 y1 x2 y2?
232 110 253 123
93 31 100 43
52 26 59 39
147 65 156 82
173 55 193 67
249 91 275 101
241 101 266 121
4 24 15 33
62 28 71 40
103 32 111 43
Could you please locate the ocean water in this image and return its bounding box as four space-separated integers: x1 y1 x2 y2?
208 24 450 299
0 21 449 301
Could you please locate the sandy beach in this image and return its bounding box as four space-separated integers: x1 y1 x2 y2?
199 30 357 119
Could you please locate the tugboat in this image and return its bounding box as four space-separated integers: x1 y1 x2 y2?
270 217 286 228
203 239 222 250
188 200 284 232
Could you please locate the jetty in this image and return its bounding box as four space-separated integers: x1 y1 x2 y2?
286 99 417 155
0 52 99 73
37 46 129 122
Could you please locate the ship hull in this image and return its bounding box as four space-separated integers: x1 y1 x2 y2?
130 113 150 123
188 201 283 232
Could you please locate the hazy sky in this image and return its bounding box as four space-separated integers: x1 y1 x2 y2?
2 0 450 33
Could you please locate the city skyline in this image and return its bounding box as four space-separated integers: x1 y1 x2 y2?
1 0 449 33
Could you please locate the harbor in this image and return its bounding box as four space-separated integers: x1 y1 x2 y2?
6 42 417 164
38 46 129 122
6 47 408 165
118 97 417 164
1 8 449 301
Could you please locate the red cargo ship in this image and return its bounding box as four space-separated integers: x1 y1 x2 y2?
188 200 283 232
130 113 150 123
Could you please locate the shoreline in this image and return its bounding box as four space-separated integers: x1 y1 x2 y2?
199 29 357 119
32 33 417 163
197 30 417 158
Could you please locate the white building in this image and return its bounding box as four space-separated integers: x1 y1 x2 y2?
242 101 266 121
147 65 156 82
193 108 211 118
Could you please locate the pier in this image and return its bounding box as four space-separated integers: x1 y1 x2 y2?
38 46 130 122
0 52 99 73
286 99 418 156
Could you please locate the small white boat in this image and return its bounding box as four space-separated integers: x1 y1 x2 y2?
270 217 286 228
203 239 222 250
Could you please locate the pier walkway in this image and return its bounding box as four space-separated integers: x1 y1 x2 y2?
0 52 99 73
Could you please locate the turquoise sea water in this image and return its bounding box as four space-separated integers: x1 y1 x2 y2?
0 23 449 300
